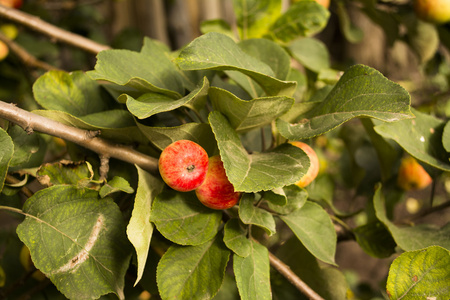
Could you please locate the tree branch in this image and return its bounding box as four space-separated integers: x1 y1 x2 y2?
0 101 159 174
268 251 325 300
0 4 111 54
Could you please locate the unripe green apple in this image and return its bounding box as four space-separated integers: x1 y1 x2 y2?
413 0 450 24
397 156 432 191
158 140 209 192
0 0 23 9
195 155 241 210
291 141 320 188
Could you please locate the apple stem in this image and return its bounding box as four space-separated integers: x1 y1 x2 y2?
186 164 195 173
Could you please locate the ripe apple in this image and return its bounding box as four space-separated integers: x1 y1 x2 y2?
291 141 320 188
397 156 432 191
158 140 209 192
19 245 46 281
195 155 241 210
291 0 330 9
0 41 8 61
413 0 450 24
0 0 23 9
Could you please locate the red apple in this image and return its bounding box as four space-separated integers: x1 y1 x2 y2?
397 156 432 191
413 0 450 24
0 0 23 9
291 141 320 188
158 140 209 192
195 155 241 210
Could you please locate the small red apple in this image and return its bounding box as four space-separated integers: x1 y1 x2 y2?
195 155 241 210
0 0 23 9
413 0 450 24
158 140 209 192
290 141 320 188
397 156 432 191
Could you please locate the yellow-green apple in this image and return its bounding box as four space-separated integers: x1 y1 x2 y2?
20 245 46 281
292 0 330 9
195 155 241 210
413 0 450 24
0 0 23 9
397 156 432 190
158 140 209 192
291 141 320 188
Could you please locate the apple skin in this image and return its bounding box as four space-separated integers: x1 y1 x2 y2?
413 0 450 24
291 141 320 188
195 155 241 210
292 0 330 9
0 41 8 61
0 0 23 9
397 156 432 191
158 140 209 192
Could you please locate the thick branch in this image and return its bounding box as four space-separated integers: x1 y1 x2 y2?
0 4 110 54
268 251 325 300
0 101 159 174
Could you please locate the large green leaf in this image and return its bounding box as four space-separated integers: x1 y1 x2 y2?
232 0 281 40
223 218 252 257
280 201 336 265
209 87 294 132
233 240 272 300
87 37 184 98
122 77 209 119
374 184 450 251
238 193 276 236
288 37 330 72
386 246 450 299
33 70 111 116
0 128 14 191
374 108 450 171
126 166 163 285
176 32 296 96
16 186 132 300
276 64 413 140
156 234 230 300
209 111 309 192
267 1 330 42
150 190 222 246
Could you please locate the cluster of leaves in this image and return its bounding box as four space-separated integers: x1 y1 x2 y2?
0 0 450 299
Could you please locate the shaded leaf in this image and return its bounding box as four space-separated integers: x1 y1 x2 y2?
353 221 396 258
386 246 450 299
276 64 413 140
126 166 164 286
443 121 450 153
209 111 309 192
150 190 222 246
156 234 230 300
238 194 276 236
336 0 364 43
8 125 46 169
234 240 271 300
36 160 93 188
265 184 307 215
288 37 330 72
176 32 297 96
16 186 132 300
99 176 134 198
223 218 251 257
0 128 13 191
280 201 336 265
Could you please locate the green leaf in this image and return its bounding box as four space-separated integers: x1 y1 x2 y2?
386 246 450 300
265 184 308 215
8 125 46 169
150 190 222 246
233 240 272 300
276 64 413 140
209 87 294 132
335 0 364 43
122 77 209 119
288 37 330 72
176 32 297 96
126 166 164 286
353 221 396 258
267 1 330 42
36 160 93 188
443 121 450 152
136 122 218 156
209 111 309 192
374 183 450 251
232 0 282 40
0 128 14 191
374 108 450 171
33 70 112 117
87 37 184 98
156 234 230 300
16 186 132 300
238 194 276 236
280 201 336 265
223 218 252 257
99 176 134 198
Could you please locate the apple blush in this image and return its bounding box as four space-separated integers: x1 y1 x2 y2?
158 140 209 192
195 155 241 210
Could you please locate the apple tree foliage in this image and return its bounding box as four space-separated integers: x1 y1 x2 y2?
0 0 450 299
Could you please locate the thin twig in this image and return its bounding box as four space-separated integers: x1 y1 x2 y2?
268 251 325 300
0 4 111 54
0 101 159 174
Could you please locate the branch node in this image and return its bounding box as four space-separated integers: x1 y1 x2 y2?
86 130 101 138
25 126 34 134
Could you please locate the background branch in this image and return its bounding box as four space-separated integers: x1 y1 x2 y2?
0 4 110 54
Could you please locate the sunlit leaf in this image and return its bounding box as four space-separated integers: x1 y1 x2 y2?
36 160 93 187
99 176 134 198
